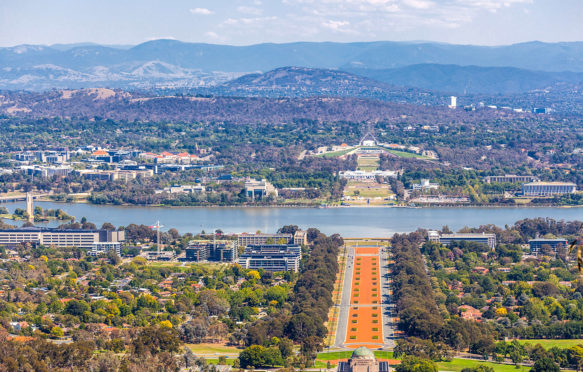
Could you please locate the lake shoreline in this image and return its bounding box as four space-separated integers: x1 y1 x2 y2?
31 198 583 210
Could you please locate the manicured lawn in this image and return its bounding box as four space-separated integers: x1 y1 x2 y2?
316 350 394 361
517 339 583 349
437 358 530 372
204 358 236 365
185 343 242 354
317 148 355 158
386 149 427 159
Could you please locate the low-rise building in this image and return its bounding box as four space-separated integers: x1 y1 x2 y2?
339 170 398 180
185 240 238 262
522 182 577 196
440 233 496 251
411 179 439 191
0 228 124 249
155 184 206 194
75 169 153 181
238 244 302 272
238 231 307 247
484 175 539 184
529 238 568 255
90 242 121 257
20 165 73 178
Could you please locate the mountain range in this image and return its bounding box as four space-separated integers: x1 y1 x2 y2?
2 39 583 94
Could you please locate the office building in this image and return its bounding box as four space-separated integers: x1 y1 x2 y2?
245 179 278 200
90 242 121 257
449 96 457 109
411 179 439 191
427 230 440 243
339 170 398 180
529 238 568 255
293 230 308 246
484 175 539 184
20 165 73 178
238 233 292 248
185 241 237 262
75 169 153 181
522 182 577 196
0 228 124 249
440 233 496 251
238 244 302 272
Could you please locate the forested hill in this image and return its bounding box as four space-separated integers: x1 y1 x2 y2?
197 66 440 104
0 89 524 124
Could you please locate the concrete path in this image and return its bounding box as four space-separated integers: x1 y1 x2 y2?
379 246 395 348
334 245 354 347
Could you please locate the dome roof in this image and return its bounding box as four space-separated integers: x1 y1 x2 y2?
351 346 375 359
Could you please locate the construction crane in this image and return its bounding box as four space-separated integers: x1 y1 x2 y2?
149 221 165 257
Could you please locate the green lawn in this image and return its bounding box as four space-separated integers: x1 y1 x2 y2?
386 149 428 159
204 358 236 366
316 148 354 158
516 339 583 349
437 359 532 372
317 351 394 361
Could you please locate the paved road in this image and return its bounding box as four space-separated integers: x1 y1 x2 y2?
379 246 396 348
334 245 354 348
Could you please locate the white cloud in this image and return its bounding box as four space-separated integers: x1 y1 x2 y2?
237 6 263 15
189 8 214 15
322 20 350 31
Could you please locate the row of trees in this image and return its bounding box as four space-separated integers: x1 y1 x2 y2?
392 232 495 356
237 230 343 368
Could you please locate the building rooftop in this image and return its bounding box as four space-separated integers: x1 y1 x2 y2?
352 347 375 359
441 233 495 238
524 181 577 186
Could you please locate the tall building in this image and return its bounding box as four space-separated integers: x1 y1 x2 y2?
440 233 496 251
0 228 124 249
522 182 577 196
449 96 457 109
238 244 302 272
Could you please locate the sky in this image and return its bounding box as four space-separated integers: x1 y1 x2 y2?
0 0 581 47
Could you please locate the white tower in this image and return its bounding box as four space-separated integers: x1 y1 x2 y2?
26 192 34 223
449 96 457 109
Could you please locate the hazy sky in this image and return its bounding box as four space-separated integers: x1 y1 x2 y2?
1 0 581 47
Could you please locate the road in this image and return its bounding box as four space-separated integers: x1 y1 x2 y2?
379 246 395 348
334 245 354 348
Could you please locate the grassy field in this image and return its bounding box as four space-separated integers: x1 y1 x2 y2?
356 157 380 171
185 343 242 354
386 149 428 159
436 359 532 372
516 339 583 348
316 148 355 158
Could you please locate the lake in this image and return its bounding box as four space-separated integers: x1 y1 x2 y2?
1 201 582 237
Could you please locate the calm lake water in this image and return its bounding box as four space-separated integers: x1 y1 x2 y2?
2 201 582 237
